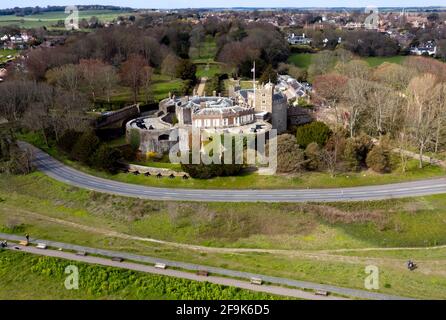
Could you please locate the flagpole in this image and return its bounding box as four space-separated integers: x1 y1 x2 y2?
253 61 256 109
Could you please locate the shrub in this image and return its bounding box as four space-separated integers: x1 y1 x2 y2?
117 144 136 162
259 64 278 84
176 59 197 82
70 131 100 164
304 142 321 171
366 145 391 173
1 147 33 175
90 145 123 174
129 129 141 152
276 134 306 173
355 133 374 165
296 121 332 149
57 129 82 153
343 138 360 171
13 252 277 300
181 162 243 179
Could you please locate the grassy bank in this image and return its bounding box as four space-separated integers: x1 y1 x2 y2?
3 172 446 250
2 173 446 298
0 250 279 300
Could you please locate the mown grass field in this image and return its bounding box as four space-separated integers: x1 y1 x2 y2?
0 10 131 28
363 56 407 67
287 53 313 69
0 250 278 300
196 63 222 78
0 49 19 64
288 52 407 69
190 35 218 64
96 74 184 104
1 172 446 299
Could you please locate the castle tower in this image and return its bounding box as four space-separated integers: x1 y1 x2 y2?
254 82 274 113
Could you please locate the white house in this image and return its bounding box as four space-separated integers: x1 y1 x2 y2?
410 41 437 56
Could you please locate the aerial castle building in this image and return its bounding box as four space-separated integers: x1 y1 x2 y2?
126 64 290 156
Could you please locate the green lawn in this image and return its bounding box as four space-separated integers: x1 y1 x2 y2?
0 49 19 63
288 53 313 69
190 35 218 63
0 250 278 300
2 172 446 299
96 74 184 105
0 10 131 28
196 63 222 78
288 53 407 70
363 56 407 67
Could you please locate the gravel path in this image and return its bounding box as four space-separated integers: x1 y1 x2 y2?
0 233 412 300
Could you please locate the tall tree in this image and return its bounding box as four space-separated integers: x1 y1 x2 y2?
120 55 149 104
407 74 440 168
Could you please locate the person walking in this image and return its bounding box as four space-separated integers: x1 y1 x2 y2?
25 233 29 242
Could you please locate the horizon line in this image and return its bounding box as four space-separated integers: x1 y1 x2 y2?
2 5 446 10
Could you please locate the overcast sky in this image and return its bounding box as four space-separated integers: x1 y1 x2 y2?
1 1 446 9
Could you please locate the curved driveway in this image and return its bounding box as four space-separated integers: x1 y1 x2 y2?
24 142 446 203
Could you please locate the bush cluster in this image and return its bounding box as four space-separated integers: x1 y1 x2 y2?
25 254 277 300
58 130 123 173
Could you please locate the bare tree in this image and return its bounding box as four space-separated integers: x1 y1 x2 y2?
22 103 50 146
313 74 348 125
367 82 405 138
343 78 371 138
432 83 446 153
46 64 82 102
79 59 107 102
120 54 149 104
161 53 180 79
407 74 440 168
101 65 119 103
335 59 370 80
142 66 154 104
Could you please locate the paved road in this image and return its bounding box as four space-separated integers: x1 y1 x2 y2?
21 142 446 203
0 233 411 300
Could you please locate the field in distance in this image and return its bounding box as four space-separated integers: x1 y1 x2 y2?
0 10 132 28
